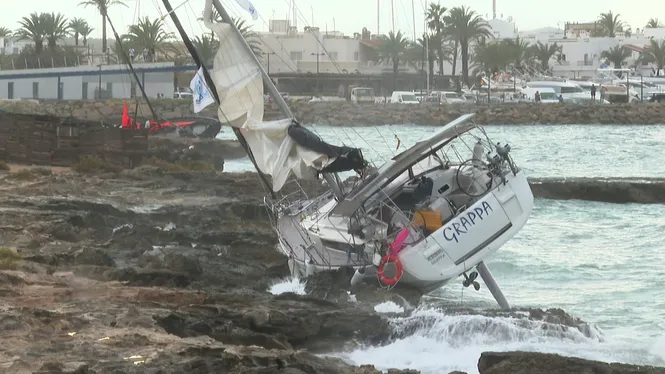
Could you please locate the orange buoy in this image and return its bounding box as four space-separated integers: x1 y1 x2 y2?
377 255 403 286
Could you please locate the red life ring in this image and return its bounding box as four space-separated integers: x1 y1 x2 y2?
377 255 403 286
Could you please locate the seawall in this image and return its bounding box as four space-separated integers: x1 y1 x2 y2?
2 99 665 125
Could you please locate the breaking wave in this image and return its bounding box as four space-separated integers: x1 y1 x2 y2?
336 306 665 374
268 276 307 296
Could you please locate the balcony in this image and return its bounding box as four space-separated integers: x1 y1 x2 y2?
577 61 594 66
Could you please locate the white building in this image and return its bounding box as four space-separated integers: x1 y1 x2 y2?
0 62 175 100
0 36 32 55
482 19 665 79
255 20 408 75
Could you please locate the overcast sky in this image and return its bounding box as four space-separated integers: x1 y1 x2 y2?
2 0 664 41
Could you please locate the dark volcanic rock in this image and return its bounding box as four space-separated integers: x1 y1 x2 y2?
478 351 665 374
530 178 665 204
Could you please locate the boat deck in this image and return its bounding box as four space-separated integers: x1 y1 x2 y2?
277 215 371 267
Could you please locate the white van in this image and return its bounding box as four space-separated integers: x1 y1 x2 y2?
520 87 559 103
526 81 588 102
430 91 466 104
390 91 420 104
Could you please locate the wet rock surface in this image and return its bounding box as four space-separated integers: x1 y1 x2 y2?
529 177 665 204
478 351 665 374
0 167 662 373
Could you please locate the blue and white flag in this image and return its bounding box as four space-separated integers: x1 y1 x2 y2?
235 0 258 20
189 66 215 113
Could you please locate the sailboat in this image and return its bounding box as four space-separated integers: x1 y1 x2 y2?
163 0 534 310
104 13 222 139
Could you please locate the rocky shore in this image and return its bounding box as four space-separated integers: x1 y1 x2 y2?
1 165 664 373
2 99 665 125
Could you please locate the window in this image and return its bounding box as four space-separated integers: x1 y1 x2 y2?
561 86 583 94
328 52 338 60
7 82 13 100
106 82 113 98
130 82 137 98
290 51 303 61
58 82 64 100
560 54 566 61
354 51 359 61
82 82 88 99
32 82 39 99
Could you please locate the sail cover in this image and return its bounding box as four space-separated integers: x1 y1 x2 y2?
202 0 365 192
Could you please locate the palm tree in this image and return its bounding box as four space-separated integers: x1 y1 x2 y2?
642 40 665 75
192 35 219 65
532 42 562 71
444 6 492 87
69 18 89 46
79 0 128 53
80 23 95 47
0 27 11 37
16 13 46 54
232 17 262 55
376 30 410 90
124 17 174 61
597 11 623 37
502 37 532 72
426 2 447 75
472 38 509 74
645 18 663 28
601 45 632 69
416 34 439 81
41 12 69 50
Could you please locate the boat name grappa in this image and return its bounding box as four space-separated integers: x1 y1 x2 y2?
442 201 493 243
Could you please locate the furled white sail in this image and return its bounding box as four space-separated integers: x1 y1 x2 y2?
202 0 335 192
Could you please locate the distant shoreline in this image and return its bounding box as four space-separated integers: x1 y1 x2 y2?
2 99 665 126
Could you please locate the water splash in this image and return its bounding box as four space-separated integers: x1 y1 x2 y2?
335 307 661 374
268 276 307 295
374 301 405 314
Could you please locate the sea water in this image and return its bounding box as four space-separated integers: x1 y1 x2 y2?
231 124 665 373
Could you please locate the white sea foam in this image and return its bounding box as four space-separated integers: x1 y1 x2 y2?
268 276 307 295
374 301 405 314
333 306 665 374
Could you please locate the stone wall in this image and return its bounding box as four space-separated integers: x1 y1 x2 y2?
2 99 665 125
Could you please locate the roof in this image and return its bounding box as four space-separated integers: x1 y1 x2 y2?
623 44 646 53
359 39 382 49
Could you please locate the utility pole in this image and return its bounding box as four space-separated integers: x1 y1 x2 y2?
391 0 395 32
411 0 416 41
377 0 380 35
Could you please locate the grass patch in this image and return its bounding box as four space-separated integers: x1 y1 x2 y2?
0 247 21 270
73 155 122 174
0 160 9 171
6 169 37 181
140 157 216 173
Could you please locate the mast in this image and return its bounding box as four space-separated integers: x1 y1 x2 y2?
377 0 380 35
160 0 275 197
411 0 416 41
104 12 158 122
210 0 345 199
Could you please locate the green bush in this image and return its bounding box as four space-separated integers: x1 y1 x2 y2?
0 247 21 270
140 157 216 173
73 155 122 174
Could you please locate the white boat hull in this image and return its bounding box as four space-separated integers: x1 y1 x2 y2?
277 170 533 294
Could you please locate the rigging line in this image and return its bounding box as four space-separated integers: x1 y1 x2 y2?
104 10 159 122
349 127 386 165
160 0 276 197
283 0 345 74
186 2 299 77
373 126 397 157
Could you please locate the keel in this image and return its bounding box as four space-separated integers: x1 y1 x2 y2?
476 261 510 310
